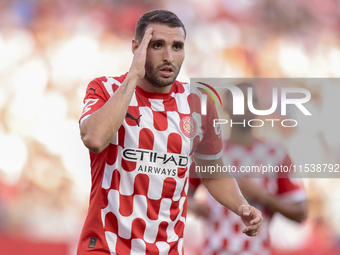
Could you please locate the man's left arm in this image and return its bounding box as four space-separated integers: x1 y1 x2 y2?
237 178 307 223
194 156 263 237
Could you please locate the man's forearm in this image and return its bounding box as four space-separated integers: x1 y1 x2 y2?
81 73 140 153
194 157 263 236
80 27 154 154
195 156 249 215
201 177 249 215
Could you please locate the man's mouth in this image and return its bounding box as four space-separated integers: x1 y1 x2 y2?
159 66 175 78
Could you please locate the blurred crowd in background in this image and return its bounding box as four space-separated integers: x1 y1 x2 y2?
0 0 340 254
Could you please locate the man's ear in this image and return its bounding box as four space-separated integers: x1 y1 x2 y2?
132 38 140 54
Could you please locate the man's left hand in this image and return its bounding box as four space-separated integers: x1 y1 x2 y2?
238 205 263 237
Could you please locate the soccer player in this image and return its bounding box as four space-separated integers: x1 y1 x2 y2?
77 10 262 255
188 83 307 255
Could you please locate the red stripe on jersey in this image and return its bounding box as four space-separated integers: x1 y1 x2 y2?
154 112 168 131
168 133 187 179
170 200 180 222
107 144 118 166
115 237 132 255
119 194 134 217
162 178 177 199
134 88 151 109
109 170 121 191
178 167 187 179
156 221 169 242
163 178 180 220
167 133 182 154
169 240 181 255
134 174 150 196
118 125 125 147
131 218 146 239
174 220 185 239
147 199 162 221
163 97 179 112
139 128 154 150
145 242 161 254
104 212 119 236
121 158 136 172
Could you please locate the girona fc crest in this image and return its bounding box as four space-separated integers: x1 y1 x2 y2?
180 116 197 138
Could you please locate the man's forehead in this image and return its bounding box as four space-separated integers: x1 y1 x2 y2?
146 24 185 42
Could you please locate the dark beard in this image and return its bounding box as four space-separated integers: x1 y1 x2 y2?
144 62 181 88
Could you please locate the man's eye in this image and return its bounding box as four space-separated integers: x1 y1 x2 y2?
173 44 182 50
153 43 162 49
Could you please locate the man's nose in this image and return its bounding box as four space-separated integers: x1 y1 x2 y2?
163 47 174 63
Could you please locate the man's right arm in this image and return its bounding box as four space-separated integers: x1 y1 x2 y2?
80 28 153 153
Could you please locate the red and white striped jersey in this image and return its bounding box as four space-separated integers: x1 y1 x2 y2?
200 139 306 255
77 73 222 255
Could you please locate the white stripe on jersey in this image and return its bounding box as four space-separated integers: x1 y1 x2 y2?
105 231 118 255
156 242 170 255
131 239 146 255
149 98 165 111
102 76 121 96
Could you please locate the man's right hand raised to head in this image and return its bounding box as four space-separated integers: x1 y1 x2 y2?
130 27 153 80
80 28 153 154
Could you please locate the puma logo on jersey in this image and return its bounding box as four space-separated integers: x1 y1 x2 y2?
125 113 142 126
88 87 99 94
88 237 97 249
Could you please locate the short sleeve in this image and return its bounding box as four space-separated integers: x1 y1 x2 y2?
79 77 111 126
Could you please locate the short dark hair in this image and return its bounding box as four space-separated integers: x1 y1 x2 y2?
135 10 186 42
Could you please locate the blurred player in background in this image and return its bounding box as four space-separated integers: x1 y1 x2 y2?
78 10 262 255
188 83 307 255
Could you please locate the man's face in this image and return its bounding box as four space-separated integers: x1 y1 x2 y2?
143 24 185 88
